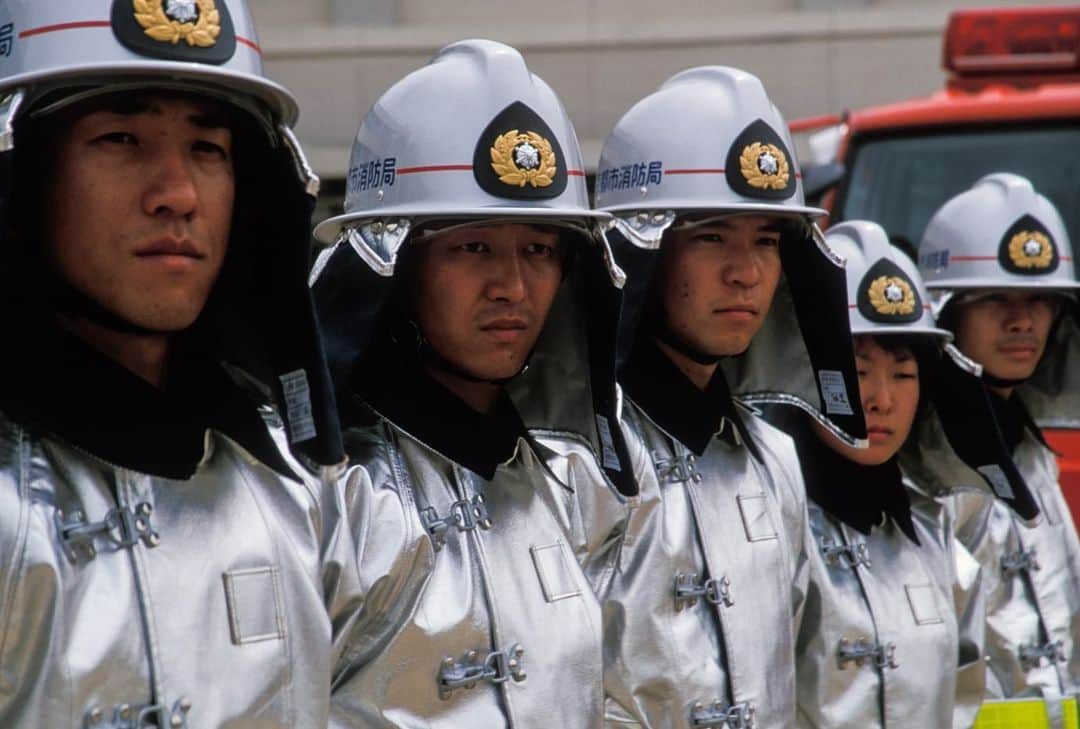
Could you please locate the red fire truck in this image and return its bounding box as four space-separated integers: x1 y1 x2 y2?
792 5 1080 526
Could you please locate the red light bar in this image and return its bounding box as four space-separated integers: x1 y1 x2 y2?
944 6 1080 75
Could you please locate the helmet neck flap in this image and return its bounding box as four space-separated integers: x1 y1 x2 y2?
596 66 866 448
828 220 1038 521
0 0 343 469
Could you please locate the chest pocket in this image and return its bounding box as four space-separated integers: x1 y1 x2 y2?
530 542 582 603
737 493 779 542
904 583 944 626
223 565 286 645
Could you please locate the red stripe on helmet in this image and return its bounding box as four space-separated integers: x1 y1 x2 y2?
19 20 112 38
236 36 261 53
396 164 473 175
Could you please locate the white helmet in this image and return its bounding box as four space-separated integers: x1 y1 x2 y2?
0 0 344 467
827 220 950 340
596 65 822 218
312 38 608 275
919 173 1079 312
0 0 299 136
832 220 1044 520
598 65 866 447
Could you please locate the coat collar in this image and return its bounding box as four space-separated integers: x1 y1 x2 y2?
351 351 528 481
621 336 761 461
0 317 296 481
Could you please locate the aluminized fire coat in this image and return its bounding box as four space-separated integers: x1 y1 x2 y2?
600 401 809 729
904 412 1080 706
794 484 986 729
313 39 634 728
0 409 353 728
327 409 626 728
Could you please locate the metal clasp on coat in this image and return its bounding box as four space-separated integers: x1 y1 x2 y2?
420 494 492 550
837 637 898 670
56 502 160 562
674 572 734 610
437 643 526 700
819 536 871 569
654 452 702 484
690 699 756 728
1001 547 1040 577
84 697 191 728
1019 640 1065 670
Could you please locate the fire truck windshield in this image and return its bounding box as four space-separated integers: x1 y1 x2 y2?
838 124 1080 261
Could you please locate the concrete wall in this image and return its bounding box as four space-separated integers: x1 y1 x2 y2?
250 0 1063 187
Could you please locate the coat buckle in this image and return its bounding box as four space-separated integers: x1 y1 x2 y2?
56 502 160 562
420 495 492 550
690 699 756 728
1000 547 1040 577
819 536 871 569
437 643 526 700
83 697 190 728
654 452 703 484
1019 640 1065 670
674 573 733 610
837 637 898 670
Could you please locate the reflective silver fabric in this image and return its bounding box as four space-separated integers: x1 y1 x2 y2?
905 415 1080 703
600 401 810 729
0 412 352 728
330 417 626 728
795 485 987 729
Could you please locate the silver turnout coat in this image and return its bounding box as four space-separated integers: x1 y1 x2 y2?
600 397 810 729
329 406 627 728
794 484 986 729
0 408 352 729
904 407 1080 714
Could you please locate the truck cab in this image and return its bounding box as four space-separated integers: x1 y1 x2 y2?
794 5 1080 526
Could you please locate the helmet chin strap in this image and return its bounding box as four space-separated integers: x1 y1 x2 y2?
981 370 1029 389
397 318 528 387
47 275 170 337
647 310 724 366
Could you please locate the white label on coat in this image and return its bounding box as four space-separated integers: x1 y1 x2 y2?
222 565 287 644
279 369 317 443
737 493 779 542
1038 487 1062 525
530 542 582 602
818 370 854 416
977 465 1015 500
596 415 621 472
905 583 944 626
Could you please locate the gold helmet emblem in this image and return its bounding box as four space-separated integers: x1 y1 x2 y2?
739 142 790 191
868 275 916 316
490 130 557 188
134 0 221 47
1007 230 1053 269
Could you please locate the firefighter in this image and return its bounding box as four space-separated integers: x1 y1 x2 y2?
906 172 1080 727
593 65 866 729
771 220 992 728
311 39 632 727
0 1 354 726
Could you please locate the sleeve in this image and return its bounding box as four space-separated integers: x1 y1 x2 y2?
945 490 992 729
329 449 434 705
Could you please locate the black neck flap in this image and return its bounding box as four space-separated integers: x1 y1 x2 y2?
0 315 297 481
987 390 1054 455
926 352 1040 520
352 349 527 481
1 113 344 470
622 336 761 461
770 408 919 544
